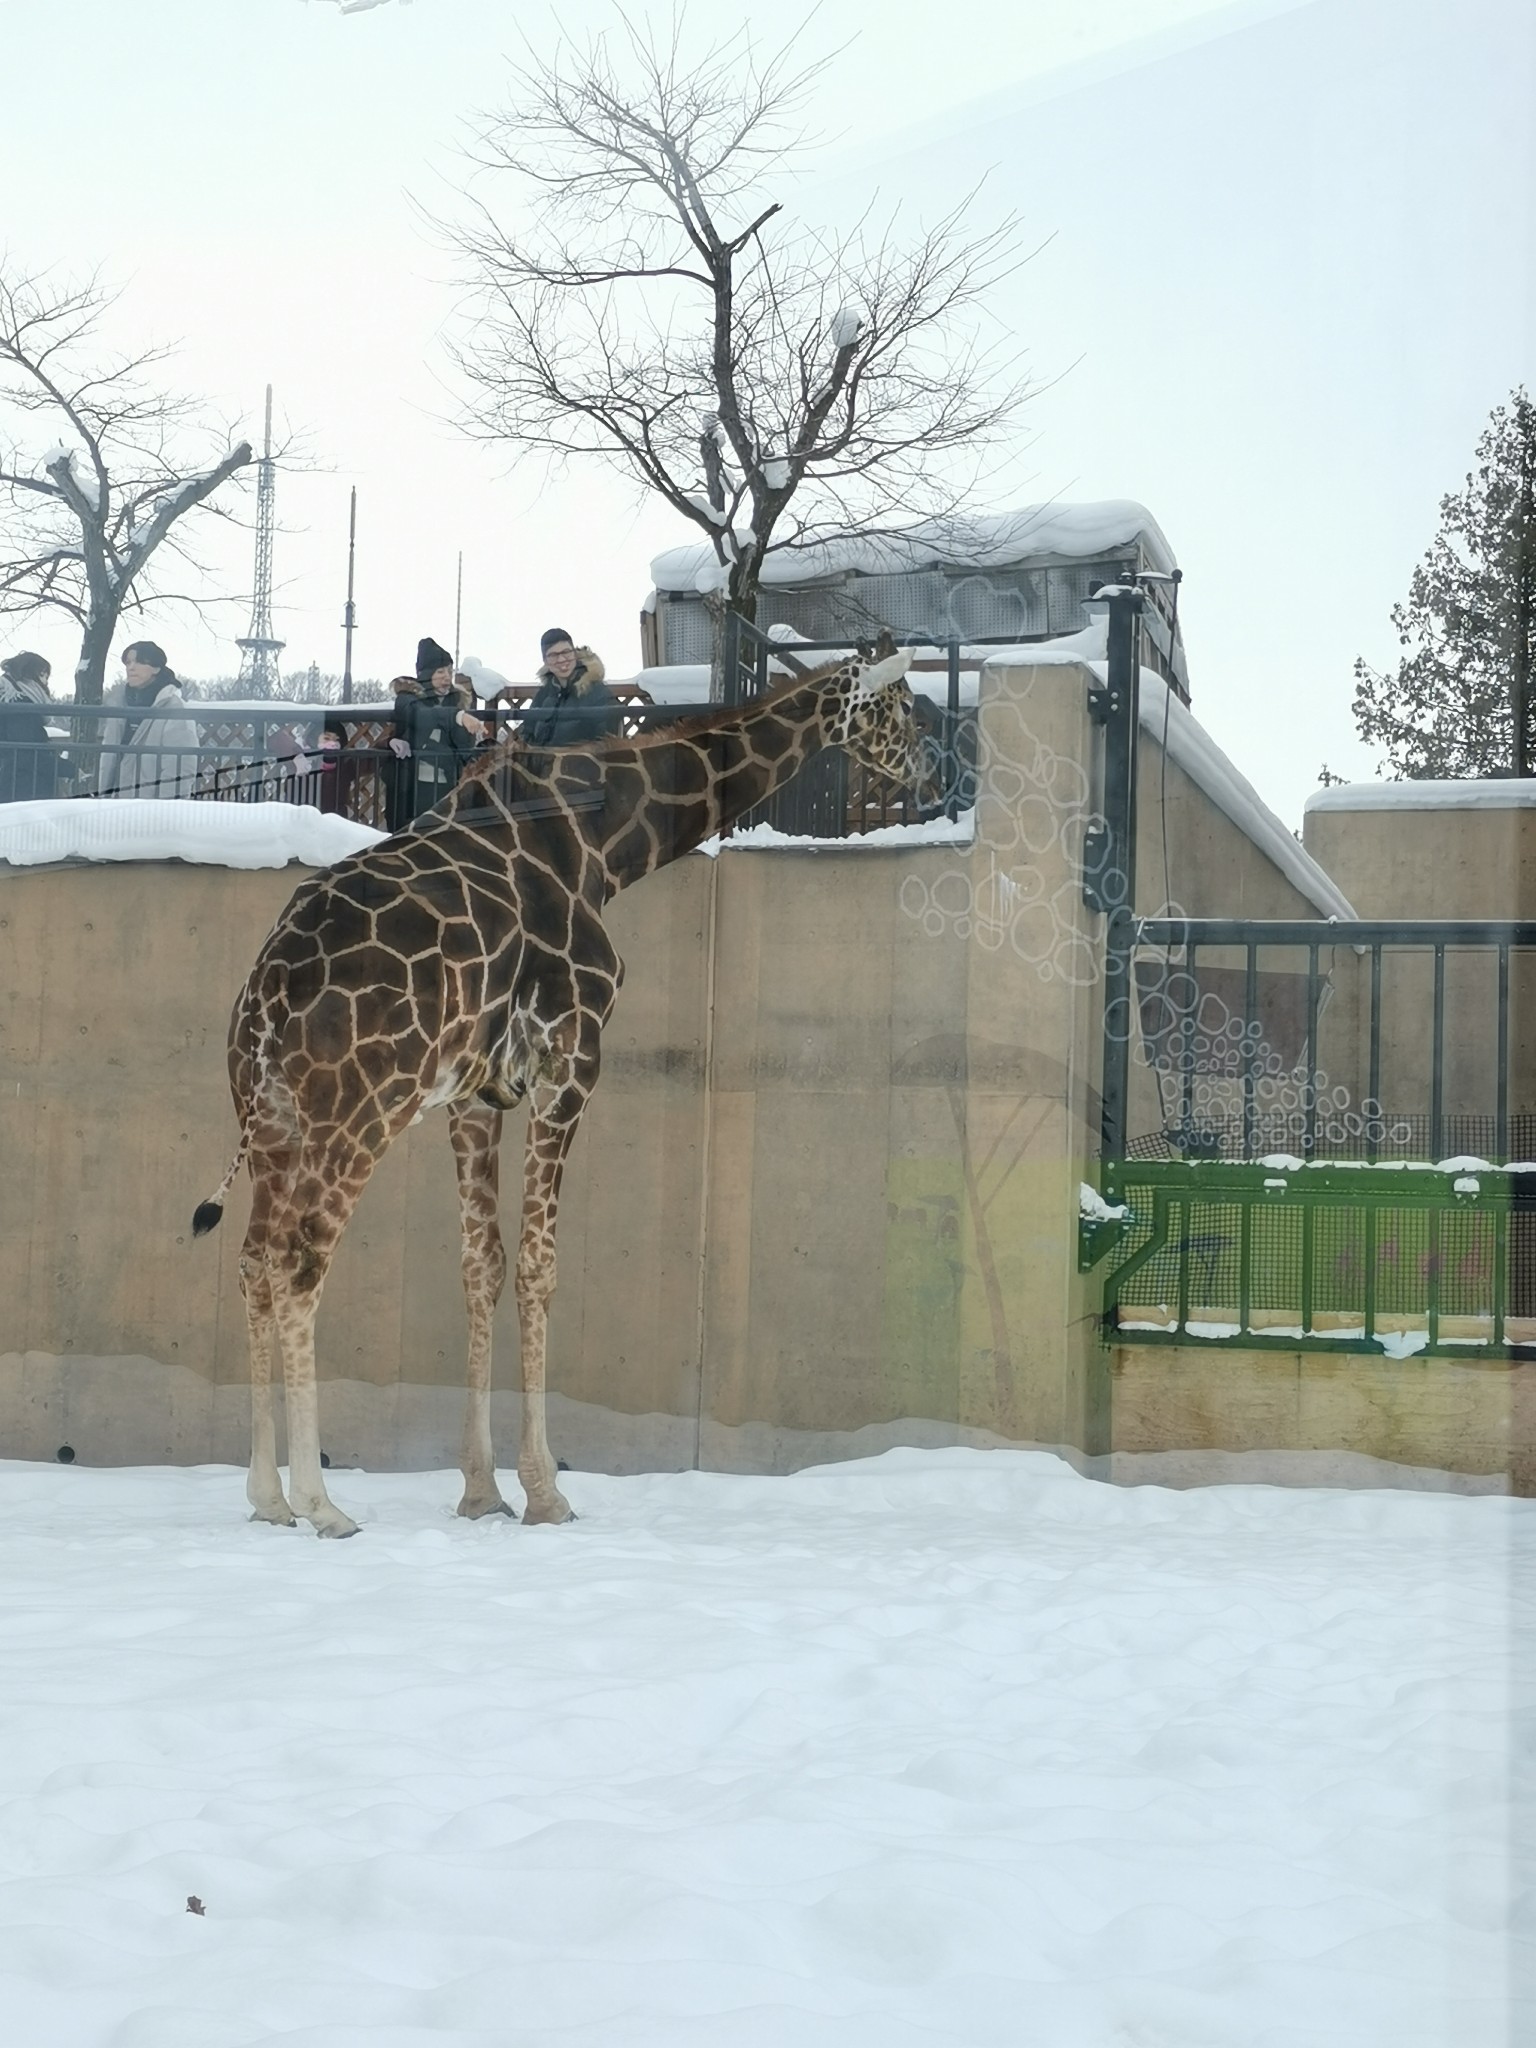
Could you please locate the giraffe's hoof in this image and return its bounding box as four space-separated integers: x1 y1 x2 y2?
522 1494 576 1526
311 1509 360 1540
248 1504 297 1528
456 1494 517 1520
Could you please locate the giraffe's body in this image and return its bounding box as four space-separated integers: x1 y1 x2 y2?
195 644 927 1534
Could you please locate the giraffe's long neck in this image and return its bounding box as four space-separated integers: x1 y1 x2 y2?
598 677 838 890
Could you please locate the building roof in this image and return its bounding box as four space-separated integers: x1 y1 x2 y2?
649 500 1178 596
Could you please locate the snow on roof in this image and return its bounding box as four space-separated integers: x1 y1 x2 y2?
0 800 383 871
1305 779 1536 814
978 636 1355 920
650 500 1177 596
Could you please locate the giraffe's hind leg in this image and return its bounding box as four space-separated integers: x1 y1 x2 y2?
239 1143 296 1527
447 1102 515 1520
240 1249 294 1527
265 1151 376 1539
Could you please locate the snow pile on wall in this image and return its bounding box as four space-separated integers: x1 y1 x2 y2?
650 499 1176 595
697 811 977 857
0 800 383 871
1305 779 1536 814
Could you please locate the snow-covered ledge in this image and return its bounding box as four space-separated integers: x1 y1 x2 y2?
0 799 383 871
697 810 976 856
0 797 972 872
1305 780 1536 813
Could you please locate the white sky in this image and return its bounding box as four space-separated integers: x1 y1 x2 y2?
2 0 1532 824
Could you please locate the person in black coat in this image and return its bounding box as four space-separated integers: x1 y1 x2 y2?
519 629 622 749
0 651 63 802
386 637 485 829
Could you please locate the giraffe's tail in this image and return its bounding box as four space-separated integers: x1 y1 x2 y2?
192 1129 252 1238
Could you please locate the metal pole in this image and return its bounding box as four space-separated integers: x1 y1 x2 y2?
341 487 357 706
453 550 463 675
1098 585 1144 1169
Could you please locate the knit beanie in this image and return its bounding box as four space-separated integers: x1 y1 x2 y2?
416 636 453 680
540 628 574 659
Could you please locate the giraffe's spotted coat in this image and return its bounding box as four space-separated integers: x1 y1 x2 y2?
197 644 928 1534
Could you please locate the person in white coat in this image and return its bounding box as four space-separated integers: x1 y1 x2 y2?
97 641 202 798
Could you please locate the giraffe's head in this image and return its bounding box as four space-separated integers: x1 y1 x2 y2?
827 634 936 798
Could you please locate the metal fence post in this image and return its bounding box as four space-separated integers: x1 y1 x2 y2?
1094 586 1143 1169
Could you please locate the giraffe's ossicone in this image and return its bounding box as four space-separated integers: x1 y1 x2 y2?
194 640 930 1535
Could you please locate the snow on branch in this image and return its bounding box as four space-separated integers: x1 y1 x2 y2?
440 17 1036 623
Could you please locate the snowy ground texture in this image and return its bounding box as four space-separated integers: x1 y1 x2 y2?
2 1447 1531 2047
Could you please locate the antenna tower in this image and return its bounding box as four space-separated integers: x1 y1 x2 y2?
235 385 284 698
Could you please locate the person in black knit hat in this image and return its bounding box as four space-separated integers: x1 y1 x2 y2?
386 635 485 829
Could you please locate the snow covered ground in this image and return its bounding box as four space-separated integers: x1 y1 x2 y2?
1 1448 1529 2046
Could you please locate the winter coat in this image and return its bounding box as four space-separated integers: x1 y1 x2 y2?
97 677 202 799
0 672 63 803
387 674 483 828
519 649 621 750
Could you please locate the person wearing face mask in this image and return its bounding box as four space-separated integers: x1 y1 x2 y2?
386 636 486 829
97 641 202 798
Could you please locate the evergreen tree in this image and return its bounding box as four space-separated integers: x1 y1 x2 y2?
1353 388 1536 778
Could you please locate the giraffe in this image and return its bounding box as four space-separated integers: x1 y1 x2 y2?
192 639 930 1536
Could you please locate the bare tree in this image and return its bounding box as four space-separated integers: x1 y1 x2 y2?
0 265 252 702
444 18 1034 627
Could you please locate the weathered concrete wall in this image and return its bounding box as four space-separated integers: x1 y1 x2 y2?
1300 802 1536 1135
12 659 1493 1486
1111 1342 1534 1492
1303 799 1536 922
0 661 1111 1474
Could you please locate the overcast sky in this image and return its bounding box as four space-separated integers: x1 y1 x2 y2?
2 0 1532 825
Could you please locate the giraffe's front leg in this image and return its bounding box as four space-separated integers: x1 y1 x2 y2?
447 1103 516 1520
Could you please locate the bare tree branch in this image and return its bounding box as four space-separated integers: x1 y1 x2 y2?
437 14 1036 623
0 261 253 699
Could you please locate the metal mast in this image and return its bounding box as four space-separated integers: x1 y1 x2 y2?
341 486 357 705
235 385 284 698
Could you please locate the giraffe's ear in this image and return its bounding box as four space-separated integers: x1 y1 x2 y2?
874 627 898 661
851 647 913 699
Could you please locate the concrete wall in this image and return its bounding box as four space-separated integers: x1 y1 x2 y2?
1303 797 1536 922
9 661 1509 1489
1110 1343 1534 1493
0 661 1117 1475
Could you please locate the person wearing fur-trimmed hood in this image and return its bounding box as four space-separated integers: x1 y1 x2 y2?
97 642 202 799
518 630 621 748
386 636 485 829
0 650 63 802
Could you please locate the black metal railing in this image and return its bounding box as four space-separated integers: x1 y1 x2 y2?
1123 917 1536 1167
718 614 988 829
0 682 973 844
